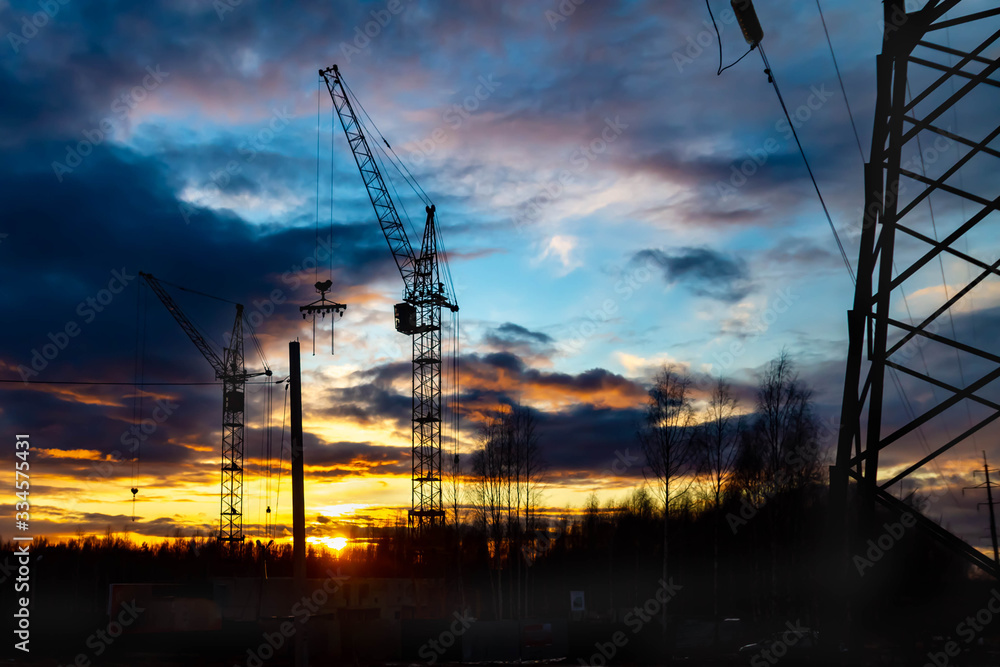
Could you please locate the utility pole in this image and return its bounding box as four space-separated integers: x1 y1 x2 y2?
964 451 1000 568
289 341 307 667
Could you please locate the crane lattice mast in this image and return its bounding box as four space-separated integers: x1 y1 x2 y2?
319 65 458 527
139 272 271 546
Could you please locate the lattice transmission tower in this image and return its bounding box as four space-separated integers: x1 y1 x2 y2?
832 0 1000 584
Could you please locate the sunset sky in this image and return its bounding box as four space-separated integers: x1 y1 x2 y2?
2 0 999 553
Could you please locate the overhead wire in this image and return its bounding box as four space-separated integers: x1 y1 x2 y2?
0 379 270 385
705 0 755 75
757 43 856 284
810 1 963 504
945 25 977 349
814 0 865 161
906 81 975 445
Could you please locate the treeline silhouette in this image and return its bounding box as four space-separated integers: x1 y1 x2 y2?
1 353 995 661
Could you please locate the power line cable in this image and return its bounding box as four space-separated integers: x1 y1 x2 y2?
705 0 755 75
815 0 866 161
0 379 270 385
758 44 856 283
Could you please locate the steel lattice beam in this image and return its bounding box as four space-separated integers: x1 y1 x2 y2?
320 66 456 529
410 207 446 526
139 273 254 547
829 0 1000 652
220 308 246 546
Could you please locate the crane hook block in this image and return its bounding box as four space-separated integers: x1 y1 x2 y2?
731 0 764 46
131 487 138 496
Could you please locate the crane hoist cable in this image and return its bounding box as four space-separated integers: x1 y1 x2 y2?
265 378 287 539
316 77 322 286
321 63 459 526
130 280 148 521
273 380 290 540
340 77 432 207
304 82 347 355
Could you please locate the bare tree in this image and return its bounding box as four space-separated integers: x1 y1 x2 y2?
752 350 822 492
468 412 507 619
694 377 743 641
638 364 697 632
466 403 543 619
742 350 822 618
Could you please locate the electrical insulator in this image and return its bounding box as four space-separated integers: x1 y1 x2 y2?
731 0 764 46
